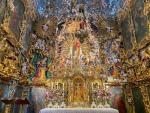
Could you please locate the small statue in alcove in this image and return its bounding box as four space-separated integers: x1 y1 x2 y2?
21 60 29 75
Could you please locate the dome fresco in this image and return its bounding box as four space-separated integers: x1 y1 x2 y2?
34 0 123 17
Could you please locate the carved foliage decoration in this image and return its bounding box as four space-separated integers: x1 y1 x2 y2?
0 37 20 78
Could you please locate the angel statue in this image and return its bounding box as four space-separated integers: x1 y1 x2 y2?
21 60 29 75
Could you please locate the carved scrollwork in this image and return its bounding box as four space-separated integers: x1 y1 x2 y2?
140 86 150 112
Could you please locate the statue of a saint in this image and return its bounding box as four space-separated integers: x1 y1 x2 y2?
73 81 85 102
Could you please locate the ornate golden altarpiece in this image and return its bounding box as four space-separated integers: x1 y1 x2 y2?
46 73 103 107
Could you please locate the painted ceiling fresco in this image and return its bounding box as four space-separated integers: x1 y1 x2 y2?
33 0 123 18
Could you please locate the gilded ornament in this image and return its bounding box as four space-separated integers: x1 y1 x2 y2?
0 63 4 72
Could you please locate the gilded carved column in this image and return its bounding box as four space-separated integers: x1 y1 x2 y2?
140 85 150 113
128 9 138 49
124 84 135 113
143 0 150 37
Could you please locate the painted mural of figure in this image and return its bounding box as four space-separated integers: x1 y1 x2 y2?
30 52 52 80
38 57 52 79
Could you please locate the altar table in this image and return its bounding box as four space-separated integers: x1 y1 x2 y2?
39 108 119 113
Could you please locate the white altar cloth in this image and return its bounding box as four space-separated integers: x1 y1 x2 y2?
39 108 119 113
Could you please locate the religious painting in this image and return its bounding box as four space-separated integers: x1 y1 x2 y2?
28 35 52 83
121 16 133 50
0 0 6 23
9 0 25 39
132 0 149 43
